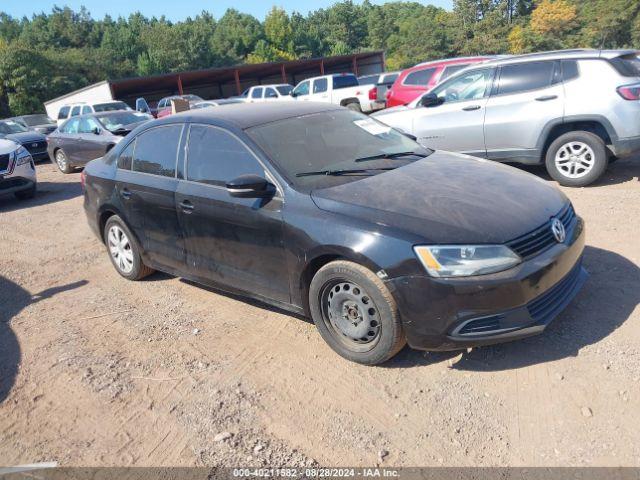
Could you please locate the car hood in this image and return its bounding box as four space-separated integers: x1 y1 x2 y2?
310 152 568 244
371 105 409 117
4 131 46 144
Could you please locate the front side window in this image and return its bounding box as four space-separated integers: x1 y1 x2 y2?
403 67 437 86
118 140 135 170
132 125 182 177
293 81 310 97
496 61 556 96
186 125 264 186
78 117 100 134
58 106 70 120
313 78 328 94
431 68 494 103
81 106 92 114
251 87 264 99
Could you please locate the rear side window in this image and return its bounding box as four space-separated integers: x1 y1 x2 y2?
118 140 135 170
313 78 328 93
81 106 92 114
251 88 263 99
265 88 278 98
608 54 640 77
333 75 358 89
561 60 580 82
132 125 182 177
70 106 82 117
496 61 557 95
403 67 437 86
186 125 263 186
441 64 470 81
58 106 70 120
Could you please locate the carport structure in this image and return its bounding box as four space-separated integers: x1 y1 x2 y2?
110 51 385 106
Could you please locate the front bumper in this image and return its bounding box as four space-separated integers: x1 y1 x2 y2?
386 217 587 351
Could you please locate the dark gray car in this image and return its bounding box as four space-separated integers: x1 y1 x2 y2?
47 111 152 174
9 114 57 135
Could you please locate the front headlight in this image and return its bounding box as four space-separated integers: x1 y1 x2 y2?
13 146 32 166
414 245 521 278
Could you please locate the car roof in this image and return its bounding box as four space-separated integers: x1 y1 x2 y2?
482 49 639 66
167 101 342 129
414 56 495 68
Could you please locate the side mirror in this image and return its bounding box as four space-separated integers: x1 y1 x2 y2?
92 127 101 135
403 132 418 142
419 92 442 108
226 174 274 198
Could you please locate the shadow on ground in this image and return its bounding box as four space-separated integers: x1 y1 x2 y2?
386 245 639 370
0 180 81 213
515 156 639 186
0 277 88 403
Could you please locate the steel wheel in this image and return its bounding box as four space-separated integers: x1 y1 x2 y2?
320 280 381 352
107 225 134 274
55 149 69 172
554 141 595 179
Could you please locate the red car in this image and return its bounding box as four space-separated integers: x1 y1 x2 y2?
386 56 493 108
156 94 204 118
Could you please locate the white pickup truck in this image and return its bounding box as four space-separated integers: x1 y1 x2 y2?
291 74 384 113
240 84 294 103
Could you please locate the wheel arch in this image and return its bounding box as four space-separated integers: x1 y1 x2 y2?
340 98 360 107
539 116 617 161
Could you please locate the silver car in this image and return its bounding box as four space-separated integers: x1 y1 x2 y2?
373 49 640 187
0 139 37 200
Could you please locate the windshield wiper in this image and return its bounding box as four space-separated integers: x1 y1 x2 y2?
295 167 397 177
354 151 428 163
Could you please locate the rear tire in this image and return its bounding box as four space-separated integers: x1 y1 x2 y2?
345 102 362 113
545 131 607 187
54 149 73 174
309 260 406 365
104 215 154 280
15 184 36 200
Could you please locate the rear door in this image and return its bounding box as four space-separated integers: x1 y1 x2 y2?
410 67 495 155
310 77 329 102
119 124 186 270
484 60 564 161
175 124 289 302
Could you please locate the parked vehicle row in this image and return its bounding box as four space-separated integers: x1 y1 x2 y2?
82 102 587 365
374 49 640 187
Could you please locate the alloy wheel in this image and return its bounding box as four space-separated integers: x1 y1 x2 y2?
320 280 381 351
107 225 134 274
55 150 68 172
554 141 595 179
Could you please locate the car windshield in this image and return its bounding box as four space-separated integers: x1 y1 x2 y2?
22 114 55 126
183 94 204 103
93 101 129 112
276 85 293 95
247 109 430 191
97 112 150 131
0 120 28 134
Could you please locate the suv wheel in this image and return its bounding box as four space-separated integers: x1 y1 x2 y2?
309 260 406 365
345 102 362 112
55 149 73 174
545 131 607 187
104 215 154 280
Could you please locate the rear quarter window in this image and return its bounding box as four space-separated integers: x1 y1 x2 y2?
608 54 640 77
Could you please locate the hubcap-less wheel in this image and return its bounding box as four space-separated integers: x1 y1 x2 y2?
554 141 595 179
107 225 134 274
321 280 381 352
55 150 68 172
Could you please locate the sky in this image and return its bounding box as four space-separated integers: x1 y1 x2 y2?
2 0 454 21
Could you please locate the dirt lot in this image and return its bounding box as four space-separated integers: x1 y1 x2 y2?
0 159 639 467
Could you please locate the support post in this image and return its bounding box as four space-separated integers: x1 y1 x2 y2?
320 59 325 75
352 56 359 76
234 69 241 95
281 64 287 83
177 75 184 95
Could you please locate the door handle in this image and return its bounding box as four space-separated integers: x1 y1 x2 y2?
120 188 131 200
462 105 481 111
179 200 194 213
535 95 558 102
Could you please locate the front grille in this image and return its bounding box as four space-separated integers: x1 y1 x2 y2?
527 261 583 324
0 153 11 173
23 141 47 154
507 203 576 259
457 314 505 335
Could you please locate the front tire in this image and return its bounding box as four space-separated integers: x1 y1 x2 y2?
104 215 154 280
545 131 607 187
54 149 73 174
309 260 406 365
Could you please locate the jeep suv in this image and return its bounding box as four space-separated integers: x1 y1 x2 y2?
374 49 640 187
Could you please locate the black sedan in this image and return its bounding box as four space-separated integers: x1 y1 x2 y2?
9 114 57 135
82 102 587 365
48 111 152 173
0 119 49 162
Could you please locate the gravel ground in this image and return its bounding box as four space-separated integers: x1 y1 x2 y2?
0 158 638 467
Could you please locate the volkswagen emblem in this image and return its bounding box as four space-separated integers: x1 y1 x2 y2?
551 218 566 243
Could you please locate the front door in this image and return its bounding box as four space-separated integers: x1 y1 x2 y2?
410 67 495 156
175 124 289 303
118 124 186 271
77 117 109 163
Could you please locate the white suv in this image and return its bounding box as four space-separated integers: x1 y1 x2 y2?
56 101 132 126
0 139 36 200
